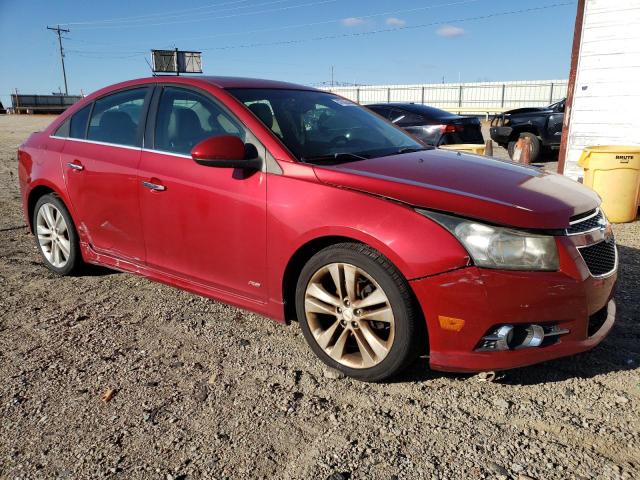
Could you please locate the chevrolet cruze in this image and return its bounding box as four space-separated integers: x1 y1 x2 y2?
18 77 617 381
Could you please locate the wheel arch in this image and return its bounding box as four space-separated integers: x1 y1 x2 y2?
282 235 363 322
509 124 540 141
26 181 77 233
280 231 415 323
27 184 57 233
281 234 429 356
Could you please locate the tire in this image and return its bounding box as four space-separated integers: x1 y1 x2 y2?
33 193 83 276
295 243 424 382
507 132 541 163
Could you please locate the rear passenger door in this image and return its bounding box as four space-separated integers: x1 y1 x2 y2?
60 87 152 262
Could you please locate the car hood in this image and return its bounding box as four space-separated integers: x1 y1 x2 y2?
504 107 551 116
312 149 600 229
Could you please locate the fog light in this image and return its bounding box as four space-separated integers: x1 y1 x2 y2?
495 325 515 350
521 324 545 348
476 323 569 351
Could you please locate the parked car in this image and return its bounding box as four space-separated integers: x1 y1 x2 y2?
366 103 484 146
18 78 616 381
490 98 566 162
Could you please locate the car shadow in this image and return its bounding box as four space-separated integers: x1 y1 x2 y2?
392 243 640 385
79 264 118 277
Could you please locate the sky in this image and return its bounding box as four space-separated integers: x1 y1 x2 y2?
0 0 578 106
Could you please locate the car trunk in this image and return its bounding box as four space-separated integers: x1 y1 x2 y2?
439 117 484 145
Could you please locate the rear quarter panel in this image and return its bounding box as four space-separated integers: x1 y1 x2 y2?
18 133 73 230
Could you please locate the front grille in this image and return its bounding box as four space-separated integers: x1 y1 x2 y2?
578 240 617 276
567 209 604 235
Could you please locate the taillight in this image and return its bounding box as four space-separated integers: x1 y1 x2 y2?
440 124 463 134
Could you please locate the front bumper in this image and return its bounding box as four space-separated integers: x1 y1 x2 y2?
410 247 617 372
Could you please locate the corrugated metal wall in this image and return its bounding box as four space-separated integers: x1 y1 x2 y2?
324 80 568 112
564 0 640 180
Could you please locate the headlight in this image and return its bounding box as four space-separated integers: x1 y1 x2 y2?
417 210 559 271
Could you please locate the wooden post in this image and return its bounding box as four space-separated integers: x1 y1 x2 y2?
485 139 493 157
558 0 586 174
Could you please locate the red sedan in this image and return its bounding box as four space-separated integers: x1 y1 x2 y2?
18 77 617 381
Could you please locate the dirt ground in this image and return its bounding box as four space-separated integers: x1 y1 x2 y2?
1 115 639 480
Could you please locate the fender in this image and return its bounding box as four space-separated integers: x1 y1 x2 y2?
265 172 470 317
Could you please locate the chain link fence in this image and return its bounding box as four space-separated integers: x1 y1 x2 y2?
324 80 568 116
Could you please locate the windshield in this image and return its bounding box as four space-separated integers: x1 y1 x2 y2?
548 98 566 112
227 88 424 163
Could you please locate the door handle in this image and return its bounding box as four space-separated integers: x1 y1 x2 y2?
66 162 84 171
142 181 166 192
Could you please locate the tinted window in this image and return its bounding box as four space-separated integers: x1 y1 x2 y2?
88 88 148 147
54 118 70 137
388 109 423 125
154 87 243 155
368 106 392 119
69 104 92 139
228 89 422 162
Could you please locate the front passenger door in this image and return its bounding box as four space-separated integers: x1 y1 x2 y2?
138 86 268 301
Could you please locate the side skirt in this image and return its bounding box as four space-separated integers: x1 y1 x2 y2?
79 241 286 324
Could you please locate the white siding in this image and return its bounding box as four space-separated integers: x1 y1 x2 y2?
565 0 640 180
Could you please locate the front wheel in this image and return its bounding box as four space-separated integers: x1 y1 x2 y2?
33 194 83 276
295 243 424 382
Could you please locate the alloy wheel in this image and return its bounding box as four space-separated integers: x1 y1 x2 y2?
304 262 395 369
36 203 71 268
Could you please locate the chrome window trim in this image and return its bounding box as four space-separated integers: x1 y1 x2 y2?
48 135 142 152
566 208 605 236
569 208 600 225
576 239 618 279
140 148 191 159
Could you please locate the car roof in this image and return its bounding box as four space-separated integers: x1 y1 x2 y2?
368 103 459 118
110 76 320 91
201 76 321 90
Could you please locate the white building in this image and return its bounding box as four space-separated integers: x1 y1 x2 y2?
560 0 640 179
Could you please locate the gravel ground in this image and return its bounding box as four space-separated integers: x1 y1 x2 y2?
1 115 639 480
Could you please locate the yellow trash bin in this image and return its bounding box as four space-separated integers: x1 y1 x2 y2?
578 146 640 223
439 144 486 155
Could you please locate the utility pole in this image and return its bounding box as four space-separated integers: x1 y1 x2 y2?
331 65 334 87
47 25 70 95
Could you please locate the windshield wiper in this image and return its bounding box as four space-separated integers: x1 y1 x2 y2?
396 147 429 154
302 152 369 163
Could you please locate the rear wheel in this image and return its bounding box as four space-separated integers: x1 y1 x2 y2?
508 132 541 163
295 243 423 382
33 194 83 275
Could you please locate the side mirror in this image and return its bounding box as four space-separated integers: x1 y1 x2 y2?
191 135 262 170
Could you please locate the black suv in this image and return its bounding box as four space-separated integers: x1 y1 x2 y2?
490 99 565 162
367 103 484 146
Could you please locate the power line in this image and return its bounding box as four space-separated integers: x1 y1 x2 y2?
201 2 576 51
59 0 483 52
59 0 254 25
65 0 297 27
46 25 70 95
68 0 341 30
160 0 485 43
